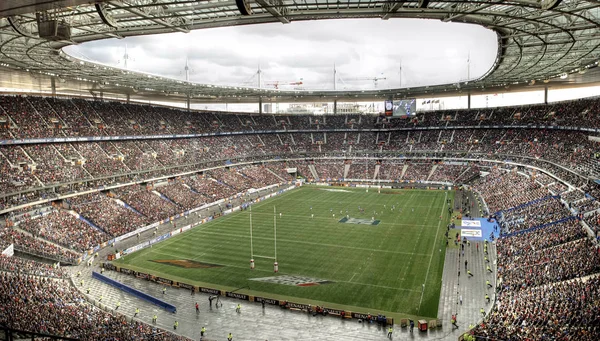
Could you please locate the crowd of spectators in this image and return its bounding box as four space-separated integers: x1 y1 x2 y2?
583 211 600 237
208 168 254 192
547 181 568 194
475 275 600 340
428 164 468 182
0 271 193 341
561 190 585 203
402 163 433 181
22 144 87 185
17 209 106 252
472 168 600 340
265 164 292 180
455 165 479 183
313 161 345 180
113 186 179 223
473 170 549 213
156 182 208 211
68 193 149 237
496 220 586 260
185 175 238 199
533 173 555 187
0 226 80 263
0 95 591 139
0 254 66 278
499 198 570 234
377 161 404 180
346 160 375 179
2 108 600 202
239 165 284 186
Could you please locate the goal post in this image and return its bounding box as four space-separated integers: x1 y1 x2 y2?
249 205 278 272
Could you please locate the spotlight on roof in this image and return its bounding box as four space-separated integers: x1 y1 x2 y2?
560 73 568 79
235 0 252 15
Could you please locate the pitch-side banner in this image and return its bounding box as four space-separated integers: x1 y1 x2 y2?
461 229 482 238
462 220 482 227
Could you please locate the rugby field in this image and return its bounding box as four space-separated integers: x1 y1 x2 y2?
114 186 453 319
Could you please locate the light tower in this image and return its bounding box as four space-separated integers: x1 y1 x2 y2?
123 44 129 70
333 63 337 90
184 57 190 81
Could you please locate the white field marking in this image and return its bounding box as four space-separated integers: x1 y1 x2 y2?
151 250 275 274
244 211 438 228
336 280 422 293
418 191 448 313
349 272 358 282
151 250 421 293
282 197 442 208
150 222 219 252
196 230 431 257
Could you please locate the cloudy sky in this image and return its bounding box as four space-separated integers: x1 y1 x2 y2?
65 18 498 91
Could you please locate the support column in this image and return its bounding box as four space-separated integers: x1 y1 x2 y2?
544 86 548 105
50 77 56 97
126 93 130 104
467 92 471 109
99 92 103 101
333 100 338 115
259 97 263 114
186 95 190 111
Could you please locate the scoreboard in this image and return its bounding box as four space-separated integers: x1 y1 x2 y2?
384 98 416 118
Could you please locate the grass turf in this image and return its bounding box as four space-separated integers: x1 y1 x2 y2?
114 186 454 319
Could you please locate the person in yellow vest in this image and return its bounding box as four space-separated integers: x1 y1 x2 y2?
80 279 84 287
152 314 157 323
236 303 241 313
486 280 492 288
200 326 206 337
86 287 90 294
227 333 233 341
173 321 178 330
134 307 139 317
115 301 120 310
163 287 167 295
99 295 103 302
77 271 81 277
485 294 490 303
487 265 493 273
387 326 393 339
480 307 485 316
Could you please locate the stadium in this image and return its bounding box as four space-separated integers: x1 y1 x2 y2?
0 1 599 340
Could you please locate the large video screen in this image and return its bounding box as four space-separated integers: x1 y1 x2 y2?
384 100 393 116
393 99 416 117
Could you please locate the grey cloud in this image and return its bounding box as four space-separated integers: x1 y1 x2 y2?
65 18 497 90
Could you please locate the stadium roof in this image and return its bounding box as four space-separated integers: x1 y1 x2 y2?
0 0 599 103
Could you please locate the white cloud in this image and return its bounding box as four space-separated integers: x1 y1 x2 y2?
65 18 497 91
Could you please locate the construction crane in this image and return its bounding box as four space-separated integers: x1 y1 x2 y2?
333 65 386 89
264 80 304 89
343 76 387 88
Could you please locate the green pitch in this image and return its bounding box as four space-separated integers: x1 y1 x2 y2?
114 186 453 319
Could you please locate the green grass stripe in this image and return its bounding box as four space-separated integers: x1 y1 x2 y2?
115 186 454 319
